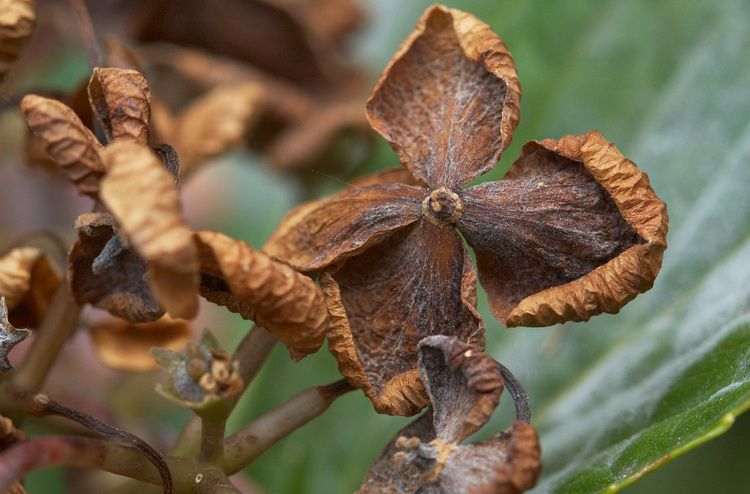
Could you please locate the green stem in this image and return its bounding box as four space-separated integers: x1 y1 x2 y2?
223 379 352 474
11 282 81 391
170 325 277 458
197 401 231 468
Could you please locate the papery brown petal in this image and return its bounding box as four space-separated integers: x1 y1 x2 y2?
263 183 424 271
0 247 60 328
366 5 520 189
195 231 328 361
493 131 668 327
20 95 105 198
69 212 164 322
356 410 434 494
99 142 199 319
418 335 502 444
323 220 485 416
88 67 151 145
0 0 35 77
89 314 193 371
172 82 263 177
433 422 540 494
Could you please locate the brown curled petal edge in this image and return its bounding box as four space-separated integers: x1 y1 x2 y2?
321 272 428 416
99 141 199 320
263 182 424 271
505 131 668 327
88 67 151 145
365 4 520 188
20 95 105 198
0 247 60 328
69 212 165 323
0 0 36 76
194 230 328 362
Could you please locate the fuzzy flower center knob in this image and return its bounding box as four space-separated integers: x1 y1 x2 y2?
422 187 463 226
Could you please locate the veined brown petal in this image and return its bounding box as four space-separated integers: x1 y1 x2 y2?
263 183 424 271
459 131 667 326
99 142 199 320
418 335 502 445
322 219 485 416
20 95 105 198
69 212 164 323
195 231 328 361
366 5 520 189
88 67 151 145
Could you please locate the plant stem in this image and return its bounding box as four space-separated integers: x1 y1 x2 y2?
69 0 102 69
11 283 81 391
223 379 353 474
170 325 277 458
197 402 231 468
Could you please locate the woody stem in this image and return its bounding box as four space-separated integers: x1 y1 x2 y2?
223 379 353 474
11 282 81 391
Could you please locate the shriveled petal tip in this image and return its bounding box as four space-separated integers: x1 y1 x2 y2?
418 335 503 444
99 142 199 319
173 82 263 176
20 94 105 198
69 213 164 322
263 182 424 271
194 231 328 361
0 0 35 76
0 247 60 328
89 314 193 371
88 67 151 145
366 4 520 189
504 131 668 327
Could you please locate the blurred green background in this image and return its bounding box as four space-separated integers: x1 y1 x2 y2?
7 0 750 493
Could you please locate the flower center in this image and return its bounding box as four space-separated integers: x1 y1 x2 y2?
422 187 463 226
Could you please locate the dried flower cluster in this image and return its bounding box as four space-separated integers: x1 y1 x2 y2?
0 2 667 493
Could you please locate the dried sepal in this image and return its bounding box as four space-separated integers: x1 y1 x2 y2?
153 329 243 411
194 230 328 361
165 82 263 177
358 336 540 493
20 94 105 198
88 67 151 145
0 297 31 372
88 314 193 371
0 0 36 77
0 246 60 328
99 141 199 319
366 4 520 189
69 212 164 322
500 131 669 327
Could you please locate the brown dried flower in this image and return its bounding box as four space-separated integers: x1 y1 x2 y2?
358 335 540 493
0 0 35 79
22 67 200 322
265 5 668 415
0 247 60 328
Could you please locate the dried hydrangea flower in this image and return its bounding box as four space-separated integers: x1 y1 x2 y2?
22 67 200 322
0 0 35 79
265 5 667 415
358 335 540 493
0 247 60 328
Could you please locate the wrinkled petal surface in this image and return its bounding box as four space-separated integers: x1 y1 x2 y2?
99 142 199 319
264 183 424 271
20 94 105 198
195 231 328 361
0 247 60 328
366 5 520 189
322 219 484 416
0 0 35 77
458 131 667 326
88 67 151 145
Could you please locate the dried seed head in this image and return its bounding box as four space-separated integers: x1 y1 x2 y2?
422 187 463 226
